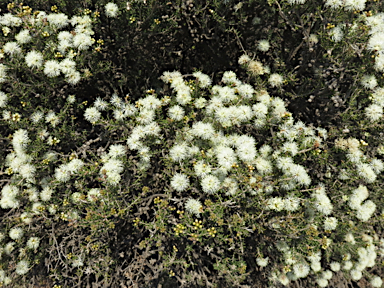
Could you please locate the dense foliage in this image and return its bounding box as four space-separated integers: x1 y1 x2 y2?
1 0 384 287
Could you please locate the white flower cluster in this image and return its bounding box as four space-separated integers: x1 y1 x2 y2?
54 158 84 183
105 2 119 18
365 12 384 72
312 185 333 215
184 198 202 216
161 71 193 105
193 71 212 88
98 145 126 185
266 196 300 212
335 137 383 183
329 25 344 42
4 129 36 183
256 256 269 267
124 97 162 168
348 185 376 222
324 0 366 11
276 156 311 187
156 69 329 198
0 11 96 85
366 87 384 121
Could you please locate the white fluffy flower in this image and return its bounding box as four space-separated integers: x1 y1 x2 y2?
88 188 101 202
4 242 15 255
9 227 23 240
58 31 73 42
0 91 7 108
313 186 333 215
44 60 61 77
343 261 353 270
45 111 60 127
136 109 155 124
330 262 341 272
108 144 126 158
0 64 7 83
71 192 83 203
185 198 202 216
26 237 40 250
344 0 366 11
73 33 93 50
217 86 237 103
237 83 255 98
367 33 384 52
194 160 212 178
350 269 362 281
357 163 376 183
284 196 300 211
193 71 212 88
194 97 207 108
370 158 384 173
316 278 328 288
256 257 269 267
72 257 84 267
60 58 76 74
40 187 53 201
170 173 189 192
168 105 185 121
12 129 30 149
0 13 22 27
356 200 376 222
84 107 101 123
3 42 21 56
308 33 319 44
365 104 382 121
287 0 306 3
169 142 189 162
254 157 273 174
324 217 338 230
55 166 71 182
201 175 221 194
19 163 36 179
267 197 285 211
371 276 383 288
15 260 29 275
221 178 238 196
47 13 69 28
268 73 284 87
254 118 266 128
57 40 72 54
137 95 162 110
252 103 268 118
238 54 251 65
293 263 310 278
65 70 81 85
374 53 384 72
222 71 238 84
329 26 343 42
191 122 215 140
94 97 108 111
282 142 299 156
105 2 119 17
176 87 192 105
361 75 378 90
257 40 270 52
15 29 32 44
20 212 32 224
324 0 343 8
113 109 126 120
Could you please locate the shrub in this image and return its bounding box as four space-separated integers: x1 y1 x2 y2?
1 0 384 287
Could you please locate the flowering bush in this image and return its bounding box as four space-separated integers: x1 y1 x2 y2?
1 0 384 287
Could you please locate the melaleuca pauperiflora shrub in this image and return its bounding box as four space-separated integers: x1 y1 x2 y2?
1 1 384 288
